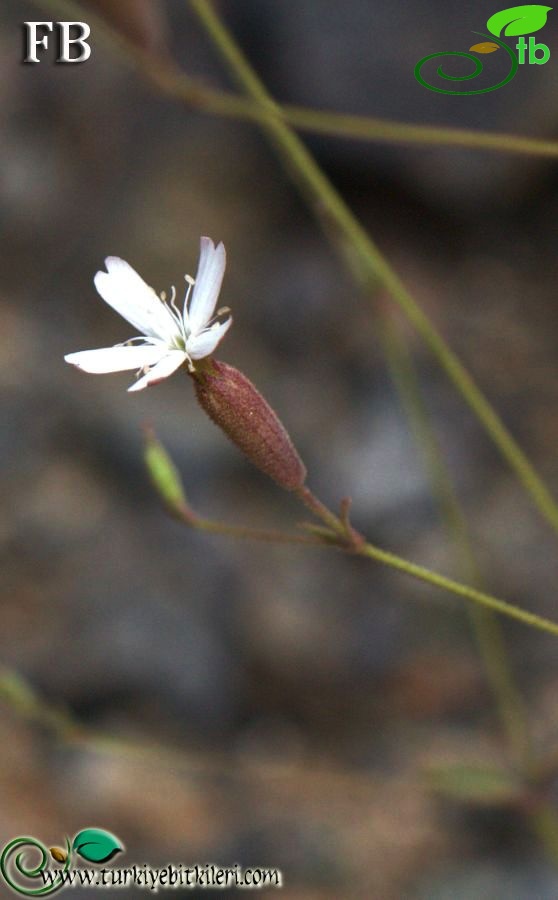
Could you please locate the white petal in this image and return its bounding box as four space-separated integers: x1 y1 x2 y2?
186 317 232 360
127 350 188 392
94 258 179 342
64 344 166 374
188 237 226 335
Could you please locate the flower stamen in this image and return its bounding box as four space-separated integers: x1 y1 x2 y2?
168 285 185 333
183 275 194 323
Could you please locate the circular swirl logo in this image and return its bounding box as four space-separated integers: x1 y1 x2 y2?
0 837 71 896
414 5 552 94
415 33 518 95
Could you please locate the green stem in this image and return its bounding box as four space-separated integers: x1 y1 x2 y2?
383 323 531 767
286 488 558 639
356 539 558 637
284 106 558 159
294 486 346 535
163 484 558 640
189 0 558 539
184 510 323 546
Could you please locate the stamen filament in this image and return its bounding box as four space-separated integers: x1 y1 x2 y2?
183 277 194 324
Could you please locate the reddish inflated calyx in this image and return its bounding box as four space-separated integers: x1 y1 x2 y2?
192 359 307 491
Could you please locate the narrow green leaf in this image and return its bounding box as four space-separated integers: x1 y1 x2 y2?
487 5 552 37
72 828 123 864
427 763 523 807
144 429 187 513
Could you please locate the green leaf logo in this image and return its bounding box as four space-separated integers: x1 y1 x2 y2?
487 4 552 37
72 828 123 864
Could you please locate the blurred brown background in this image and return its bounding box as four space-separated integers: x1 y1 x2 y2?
3 1 558 897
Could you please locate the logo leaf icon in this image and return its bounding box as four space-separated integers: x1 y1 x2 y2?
469 41 501 52
72 828 123 864
487 4 552 37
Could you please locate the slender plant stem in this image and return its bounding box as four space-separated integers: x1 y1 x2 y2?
178 508 323 546
288 492 555 884
284 484 558 637
361 540 558 636
29 0 558 161
284 107 558 158
151 481 558 639
294 486 346 535
382 322 532 768
189 0 558 540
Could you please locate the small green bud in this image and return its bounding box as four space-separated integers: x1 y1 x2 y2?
144 429 187 513
192 359 307 491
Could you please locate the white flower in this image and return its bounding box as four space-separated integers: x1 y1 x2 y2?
64 236 231 392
